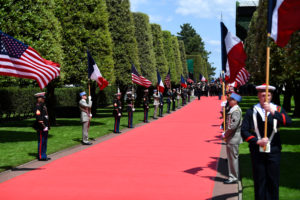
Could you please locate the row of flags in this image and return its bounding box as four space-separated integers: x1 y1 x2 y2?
0 0 299 91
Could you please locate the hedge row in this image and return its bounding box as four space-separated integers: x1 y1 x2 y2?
0 86 118 119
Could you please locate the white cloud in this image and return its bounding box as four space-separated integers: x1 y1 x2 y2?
149 15 163 22
149 15 174 23
206 40 221 46
130 0 148 11
175 0 235 19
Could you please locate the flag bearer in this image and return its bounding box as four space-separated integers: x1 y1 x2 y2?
241 84 292 200
79 91 93 145
113 92 122 133
33 92 51 161
126 91 134 128
153 89 160 119
159 91 164 117
166 88 172 113
222 93 243 184
143 89 150 123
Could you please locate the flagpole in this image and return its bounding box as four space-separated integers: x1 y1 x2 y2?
88 79 91 96
222 71 226 133
263 34 271 151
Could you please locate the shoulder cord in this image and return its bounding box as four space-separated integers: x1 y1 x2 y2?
253 107 277 141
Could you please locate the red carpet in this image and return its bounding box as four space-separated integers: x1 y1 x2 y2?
0 97 222 200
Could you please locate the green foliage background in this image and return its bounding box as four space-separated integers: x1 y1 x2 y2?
0 0 214 111
106 0 140 87
162 31 177 84
151 24 168 79
133 12 157 84
178 40 188 78
172 36 183 80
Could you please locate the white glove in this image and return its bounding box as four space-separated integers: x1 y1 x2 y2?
90 113 92 117
221 132 225 139
88 96 92 101
221 101 227 107
132 108 135 112
43 127 48 131
118 113 121 117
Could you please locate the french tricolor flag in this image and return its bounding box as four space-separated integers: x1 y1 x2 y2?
199 74 207 82
221 22 247 84
180 75 187 88
269 0 300 47
157 70 164 93
87 50 109 90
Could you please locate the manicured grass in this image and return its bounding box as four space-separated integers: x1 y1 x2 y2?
0 99 185 173
239 96 300 199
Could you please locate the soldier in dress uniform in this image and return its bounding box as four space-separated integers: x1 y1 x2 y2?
187 85 191 102
143 89 150 123
113 92 122 133
158 91 164 117
79 91 92 145
222 93 243 184
195 83 201 100
181 88 187 106
153 89 160 119
176 88 180 109
172 88 177 111
33 92 51 161
166 88 172 113
241 84 292 200
126 90 135 128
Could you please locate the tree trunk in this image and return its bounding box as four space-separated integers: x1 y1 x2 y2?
46 82 57 126
283 83 292 112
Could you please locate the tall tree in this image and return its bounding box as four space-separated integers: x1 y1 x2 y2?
151 23 168 78
106 0 140 89
56 0 115 116
172 36 183 80
177 23 206 56
133 12 156 84
178 40 188 78
162 31 177 84
56 0 114 85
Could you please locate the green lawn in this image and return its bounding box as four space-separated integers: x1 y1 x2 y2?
239 96 300 199
0 99 184 173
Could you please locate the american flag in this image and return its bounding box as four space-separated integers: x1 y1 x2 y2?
235 67 250 88
164 68 171 88
0 31 60 89
131 64 152 88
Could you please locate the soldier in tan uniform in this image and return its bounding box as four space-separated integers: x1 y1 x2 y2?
79 91 92 145
222 93 243 184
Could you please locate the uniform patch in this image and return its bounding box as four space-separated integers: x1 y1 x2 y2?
36 110 41 115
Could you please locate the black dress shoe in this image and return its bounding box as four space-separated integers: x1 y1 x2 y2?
38 157 51 161
82 142 92 145
224 179 237 184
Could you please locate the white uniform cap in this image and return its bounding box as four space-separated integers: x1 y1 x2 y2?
256 84 276 91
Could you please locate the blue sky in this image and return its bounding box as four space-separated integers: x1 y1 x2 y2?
130 0 238 77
